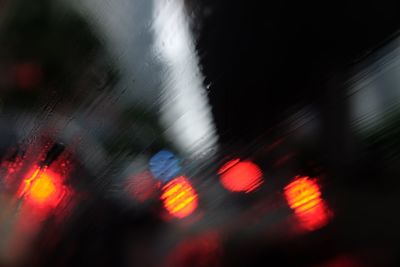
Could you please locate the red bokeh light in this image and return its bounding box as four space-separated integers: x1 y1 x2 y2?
14 62 43 90
18 167 65 207
125 170 160 202
314 255 363 267
218 159 263 193
161 176 198 219
284 176 332 231
165 231 221 267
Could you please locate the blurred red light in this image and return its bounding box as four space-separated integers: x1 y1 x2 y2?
218 159 263 193
165 231 221 267
125 170 159 202
161 176 198 218
19 167 64 207
284 176 331 231
14 62 43 90
315 255 363 267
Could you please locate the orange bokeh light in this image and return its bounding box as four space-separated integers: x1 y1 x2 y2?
218 159 263 193
284 176 331 231
161 176 198 219
20 168 64 206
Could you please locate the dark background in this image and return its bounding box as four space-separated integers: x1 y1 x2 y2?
1 0 400 266
196 0 400 143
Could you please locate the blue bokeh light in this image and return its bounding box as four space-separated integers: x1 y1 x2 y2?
149 150 181 183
